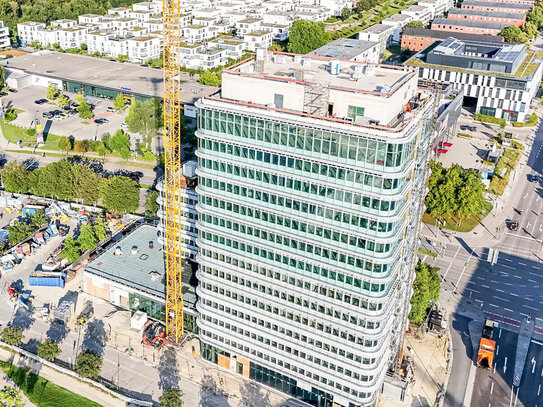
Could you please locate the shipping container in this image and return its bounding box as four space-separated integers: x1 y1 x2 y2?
29 273 65 288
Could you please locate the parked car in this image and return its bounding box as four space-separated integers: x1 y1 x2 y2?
42 111 54 119
508 221 519 231
120 122 128 128
8 88 17 93
106 106 116 113
94 118 109 124
66 109 76 117
34 99 48 105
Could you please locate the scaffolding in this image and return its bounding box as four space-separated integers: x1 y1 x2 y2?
163 0 184 342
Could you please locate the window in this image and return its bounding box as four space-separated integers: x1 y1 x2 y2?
347 105 365 119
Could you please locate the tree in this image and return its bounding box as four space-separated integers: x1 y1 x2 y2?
341 7 354 20
499 26 528 43
1 162 29 193
409 262 441 325
198 70 221 87
74 140 90 155
145 191 159 221
109 129 130 152
57 93 69 107
113 93 126 111
405 21 424 29
0 65 5 90
159 388 184 407
58 136 72 154
77 100 93 119
119 146 132 160
75 349 102 380
287 20 331 54
523 21 538 39
93 218 109 241
30 210 47 228
102 176 139 213
0 386 24 407
355 0 372 13
96 143 108 158
46 83 58 100
59 237 81 263
1 327 23 346
37 339 61 361
125 99 163 140
78 223 98 251
118 54 128 63
73 165 102 204
80 43 87 51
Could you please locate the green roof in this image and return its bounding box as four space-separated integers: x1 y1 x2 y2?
85 224 196 307
406 50 543 80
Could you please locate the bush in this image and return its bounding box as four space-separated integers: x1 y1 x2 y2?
4 109 17 122
75 349 102 380
457 132 473 138
418 248 438 257
37 339 61 361
513 113 538 127
25 128 36 137
1 326 23 346
474 113 506 127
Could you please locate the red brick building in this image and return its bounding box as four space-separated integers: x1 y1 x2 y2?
460 0 532 14
472 0 534 4
447 8 526 28
401 28 503 52
431 18 509 36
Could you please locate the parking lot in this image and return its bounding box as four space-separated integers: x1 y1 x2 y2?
1 86 128 142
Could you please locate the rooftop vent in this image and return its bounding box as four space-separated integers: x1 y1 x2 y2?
149 241 154 250
114 246 122 256
149 270 161 281
131 245 138 255
139 254 149 260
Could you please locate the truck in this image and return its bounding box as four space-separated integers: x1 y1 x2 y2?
477 320 497 368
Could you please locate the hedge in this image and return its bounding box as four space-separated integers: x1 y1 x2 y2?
513 113 538 127
474 114 506 127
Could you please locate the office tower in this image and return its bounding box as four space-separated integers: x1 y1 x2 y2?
195 52 435 407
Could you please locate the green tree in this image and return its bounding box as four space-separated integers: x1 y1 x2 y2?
93 218 109 241
46 83 58 100
57 136 72 154
499 26 528 43
37 339 61 361
0 386 24 407
74 139 90 155
405 21 424 29
57 93 69 107
101 133 111 149
287 20 331 54
102 176 139 213
80 43 88 51
118 54 128 63
30 210 47 228
0 64 5 90
355 0 372 13
78 223 98 251
145 190 159 221
96 143 108 158
159 388 184 407
7 221 31 245
341 7 354 20
1 326 23 346
1 162 29 193
109 129 130 152
113 93 126 111
198 70 221 87
73 165 102 204
523 21 538 39
119 146 132 160
75 349 102 380
409 262 441 325
125 99 163 140
59 236 81 263
77 100 93 119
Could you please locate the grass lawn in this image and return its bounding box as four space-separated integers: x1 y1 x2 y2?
0 118 62 150
6 149 66 157
422 201 494 233
488 147 523 195
0 361 102 407
117 161 156 169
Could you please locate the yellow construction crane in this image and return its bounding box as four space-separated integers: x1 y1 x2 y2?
163 0 184 342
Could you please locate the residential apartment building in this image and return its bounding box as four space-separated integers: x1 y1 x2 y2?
431 18 509 35
407 37 543 122
381 14 413 43
474 0 534 4
446 8 526 28
0 21 10 48
195 51 435 407
309 38 380 64
358 24 395 58
17 22 46 46
401 27 502 51
127 36 161 63
401 5 435 25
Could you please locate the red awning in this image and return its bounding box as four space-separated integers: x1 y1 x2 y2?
438 149 448 154
443 142 453 147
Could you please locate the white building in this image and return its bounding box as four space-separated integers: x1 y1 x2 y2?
308 38 380 64
17 22 46 46
242 30 273 52
0 21 10 49
236 18 262 37
358 24 395 59
400 4 435 26
381 14 413 43
127 35 161 63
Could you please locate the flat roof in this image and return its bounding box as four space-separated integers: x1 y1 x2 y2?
432 17 509 29
3 51 210 103
402 28 503 43
85 224 197 307
308 38 378 60
383 14 412 22
229 52 415 96
461 0 532 8
448 7 525 18
360 24 394 34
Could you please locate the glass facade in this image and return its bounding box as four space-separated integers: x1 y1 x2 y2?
196 98 433 406
62 80 152 102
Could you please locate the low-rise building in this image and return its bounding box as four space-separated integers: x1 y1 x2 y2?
262 11 292 26
381 14 413 43
17 22 46 46
417 0 453 17
208 36 245 59
474 0 534 4
242 30 273 52
0 21 10 49
127 35 161 63
431 17 509 36
82 223 199 333
358 24 395 58
108 7 132 17
401 4 435 26
460 0 532 14
309 38 380 64
401 27 502 51
446 8 526 28
51 19 77 29
78 14 102 25
236 18 262 37
261 23 289 41
183 25 217 44
406 37 543 122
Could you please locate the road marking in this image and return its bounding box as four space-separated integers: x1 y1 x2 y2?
496 345 500 356
513 275 522 279
531 339 543 346
529 272 540 276
504 308 514 312
504 357 508 373
502 264 515 270
493 296 507 301
491 382 494 395
496 288 505 293
538 384 541 397
519 262 527 266
529 279 538 283
504 258 512 262
532 265 541 269
475 276 485 280
489 303 499 308
526 297 535 302
467 288 481 293
524 305 539 311
444 262 453 279
482 284 490 289
511 293 519 296
520 312 530 318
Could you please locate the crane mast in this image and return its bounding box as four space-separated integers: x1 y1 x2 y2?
163 0 184 342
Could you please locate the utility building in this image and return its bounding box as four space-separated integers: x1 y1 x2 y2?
194 51 436 407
